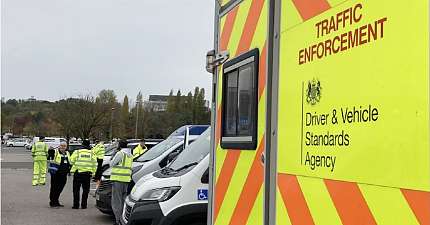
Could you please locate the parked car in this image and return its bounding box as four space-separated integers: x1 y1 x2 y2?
6 138 30 147
95 125 209 214
121 128 211 225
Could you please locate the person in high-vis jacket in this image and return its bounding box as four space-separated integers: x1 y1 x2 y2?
31 136 49 186
92 141 105 181
70 140 97 209
132 142 147 159
48 143 71 207
110 140 133 225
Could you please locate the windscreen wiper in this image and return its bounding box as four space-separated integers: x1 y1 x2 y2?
173 162 198 172
161 167 176 175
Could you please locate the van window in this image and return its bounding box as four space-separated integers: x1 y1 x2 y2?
221 49 258 150
167 128 210 172
189 126 209 135
136 138 182 162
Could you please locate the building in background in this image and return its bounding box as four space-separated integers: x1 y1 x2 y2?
144 95 168 112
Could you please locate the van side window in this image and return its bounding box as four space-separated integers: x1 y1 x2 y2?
221 48 258 150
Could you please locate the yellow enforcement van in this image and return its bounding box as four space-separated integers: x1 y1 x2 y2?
206 0 430 224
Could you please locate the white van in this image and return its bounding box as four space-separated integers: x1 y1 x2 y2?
121 128 210 225
96 125 209 214
25 137 66 150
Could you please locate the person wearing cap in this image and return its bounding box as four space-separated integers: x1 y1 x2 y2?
70 139 97 209
110 140 133 225
48 142 71 207
31 136 49 186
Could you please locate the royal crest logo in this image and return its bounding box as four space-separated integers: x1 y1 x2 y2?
306 79 321 105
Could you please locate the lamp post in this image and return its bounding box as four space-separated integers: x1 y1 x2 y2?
135 100 142 139
110 107 115 141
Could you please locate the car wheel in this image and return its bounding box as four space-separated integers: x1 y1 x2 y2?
8 144 13 147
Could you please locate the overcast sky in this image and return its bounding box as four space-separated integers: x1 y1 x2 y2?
1 0 214 103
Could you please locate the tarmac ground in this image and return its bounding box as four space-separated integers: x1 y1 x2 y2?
1 146 113 225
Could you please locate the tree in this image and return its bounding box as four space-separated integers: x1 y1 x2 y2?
166 90 175 113
135 91 144 138
192 87 200 123
120 95 130 138
54 98 80 143
95 90 119 140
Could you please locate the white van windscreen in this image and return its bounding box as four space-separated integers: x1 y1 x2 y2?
136 138 182 162
168 128 210 171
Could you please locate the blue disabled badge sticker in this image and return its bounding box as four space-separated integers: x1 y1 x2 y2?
197 189 208 200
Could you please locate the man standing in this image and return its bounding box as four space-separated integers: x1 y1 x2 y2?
70 140 96 209
92 140 105 182
110 140 133 225
48 143 71 207
132 141 147 159
31 136 49 186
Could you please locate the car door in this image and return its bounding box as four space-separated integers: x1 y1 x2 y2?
17 139 25 147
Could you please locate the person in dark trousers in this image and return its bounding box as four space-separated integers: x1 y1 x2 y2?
48 142 71 207
70 139 97 209
110 140 133 225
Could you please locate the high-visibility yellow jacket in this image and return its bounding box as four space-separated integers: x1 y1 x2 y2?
32 141 49 161
48 150 71 174
133 144 147 159
52 150 70 165
70 149 97 174
92 143 105 160
110 151 133 183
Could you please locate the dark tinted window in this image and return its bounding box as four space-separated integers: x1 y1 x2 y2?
221 49 258 150
189 126 209 135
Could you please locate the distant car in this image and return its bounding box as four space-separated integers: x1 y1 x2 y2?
6 138 30 147
24 143 32 150
44 137 67 149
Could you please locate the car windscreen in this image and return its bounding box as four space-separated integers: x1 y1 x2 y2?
104 143 119 156
167 128 210 171
135 138 182 162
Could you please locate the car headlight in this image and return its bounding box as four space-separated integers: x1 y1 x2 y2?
139 187 180 202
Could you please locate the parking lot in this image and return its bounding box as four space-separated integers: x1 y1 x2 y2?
1 146 112 225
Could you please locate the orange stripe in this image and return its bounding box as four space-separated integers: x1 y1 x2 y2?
220 7 239 51
324 179 377 225
278 174 315 225
228 135 265 225
292 0 330 21
214 150 241 221
215 0 266 223
258 42 267 100
235 0 265 55
401 189 430 225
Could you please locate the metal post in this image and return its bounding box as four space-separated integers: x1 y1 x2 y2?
208 1 221 225
110 107 115 141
